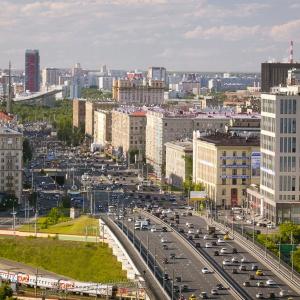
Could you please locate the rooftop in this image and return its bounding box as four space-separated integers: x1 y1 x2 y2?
0 126 22 136
196 132 260 147
165 140 193 152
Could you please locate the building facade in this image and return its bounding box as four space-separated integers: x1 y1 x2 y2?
112 79 164 105
99 76 113 91
0 127 23 202
261 62 300 92
147 67 167 83
260 85 300 224
72 99 86 128
165 141 192 187
193 132 260 208
145 110 230 178
111 109 146 161
42 68 60 88
94 110 112 147
25 49 40 92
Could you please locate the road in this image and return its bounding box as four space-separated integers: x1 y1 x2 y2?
144 208 300 300
116 211 236 300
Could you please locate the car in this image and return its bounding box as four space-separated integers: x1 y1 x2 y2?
164 273 169 280
217 238 225 244
195 242 201 248
175 276 182 283
162 244 168 250
222 259 231 266
211 288 218 295
162 227 168 232
266 279 276 286
214 250 219 256
196 229 202 234
188 229 195 234
243 281 250 287
279 290 289 297
194 233 200 238
163 258 169 264
169 253 176 259
231 257 239 264
188 235 193 240
151 227 157 232
256 292 264 299
216 283 225 290
220 248 230 254
128 217 133 222
189 294 196 300
205 242 212 248
201 267 210 274
269 292 276 299
181 284 188 292
181 212 187 216
256 281 264 287
179 228 185 233
200 292 208 299
252 264 258 271
161 237 167 243
239 264 247 271
267 223 275 229
232 268 238 274
224 234 230 240
241 257 247 263
232 247 237 254
203 234 209 240
256 270 264 276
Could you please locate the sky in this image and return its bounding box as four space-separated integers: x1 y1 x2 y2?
1 0 300 72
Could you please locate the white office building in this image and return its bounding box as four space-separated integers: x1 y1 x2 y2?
260 84 300 224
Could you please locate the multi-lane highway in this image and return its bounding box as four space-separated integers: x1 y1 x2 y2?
140 208 300 300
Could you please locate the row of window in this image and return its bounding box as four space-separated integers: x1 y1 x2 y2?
261 135 275 152
262 98 276 114
280 156 296 172
280 137 296 153
279 176 296 192
222 151 247 157
280 99 297 115
261 116 275 132
280 118 296 134
221 178 248 185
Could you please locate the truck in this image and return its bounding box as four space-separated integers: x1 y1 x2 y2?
134 220 149 230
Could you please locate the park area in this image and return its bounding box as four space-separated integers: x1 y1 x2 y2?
19 215 99 236
0 236 127 283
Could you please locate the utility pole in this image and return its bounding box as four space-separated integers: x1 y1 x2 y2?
11 205 17 237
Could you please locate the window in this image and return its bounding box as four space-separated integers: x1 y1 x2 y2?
222 189 226 195
242 178 246 185
242 151 246 157
242 169 246 175
232 169 237 175
222 151 226 156
222 178 226 185
165 122 167 126
233 151 237 157
232 179 237 185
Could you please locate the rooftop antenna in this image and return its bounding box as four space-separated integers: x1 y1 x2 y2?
289 40 294 64
6 61 12 114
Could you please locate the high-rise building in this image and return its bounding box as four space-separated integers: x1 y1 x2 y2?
261 62 300 92
73 99 86 128
25 49 40 92
148 67 167 83
260 85 300 223
42 68 60 88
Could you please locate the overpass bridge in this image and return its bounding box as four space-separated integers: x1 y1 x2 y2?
14 89 62 106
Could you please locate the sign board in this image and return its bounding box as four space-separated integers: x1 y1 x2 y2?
251 152 261 177
190 191 207 200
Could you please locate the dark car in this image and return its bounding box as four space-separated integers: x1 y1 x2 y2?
214 250 219 256
232 248 238 254
188 235 193 240
195 242 201 248
179 228 184 233
162 227 168 232
175 276 182 282
216 284 225 290
194 233 200 238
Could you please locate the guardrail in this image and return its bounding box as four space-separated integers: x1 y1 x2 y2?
142 211 249 300
102 215 171 300
209 218 300 295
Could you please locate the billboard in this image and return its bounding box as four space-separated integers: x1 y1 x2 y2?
190 191 207 200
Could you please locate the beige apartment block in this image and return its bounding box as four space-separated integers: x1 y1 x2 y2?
72 99 85 128
112 79 164 105
0 127 23 202
146 110 229 178
111 109 146 161
85 101 118 138
165 141 192 187
193 132 260 208
94 110 112 147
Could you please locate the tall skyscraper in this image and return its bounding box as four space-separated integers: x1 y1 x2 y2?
25 49 40 92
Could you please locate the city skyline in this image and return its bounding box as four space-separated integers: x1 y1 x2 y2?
1 0 300 72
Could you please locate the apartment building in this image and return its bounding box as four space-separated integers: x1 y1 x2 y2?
146 109 230 178
112 79 164 105
111 108 146 161
85 101 118 138
72 99 86 128
94 110 112 147
0 127 23 202
165 141 192 187
193 132 260 208
260 84 300 224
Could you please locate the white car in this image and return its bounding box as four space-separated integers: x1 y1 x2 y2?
161 237 167 243
205 242 212 248
217 238 225 244
279 290 288 297
128 217 133 222
220 248 229 254
222 259 231 266
241 257 247 263
201 267 210 274
151 227 157 232
267 223 275 229
203 234 209 240
188 229 195 234
231 257 239 264
266 279 276 286
186 222 190 226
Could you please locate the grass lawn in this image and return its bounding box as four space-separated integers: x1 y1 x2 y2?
0 236 127 283
19 216 99 236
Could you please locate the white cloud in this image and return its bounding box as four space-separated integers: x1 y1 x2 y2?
184 25 261 41
270 19 300 41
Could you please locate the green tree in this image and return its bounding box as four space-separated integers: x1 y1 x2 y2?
23 138 32 164
278 222 300 243
0 283 13 300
